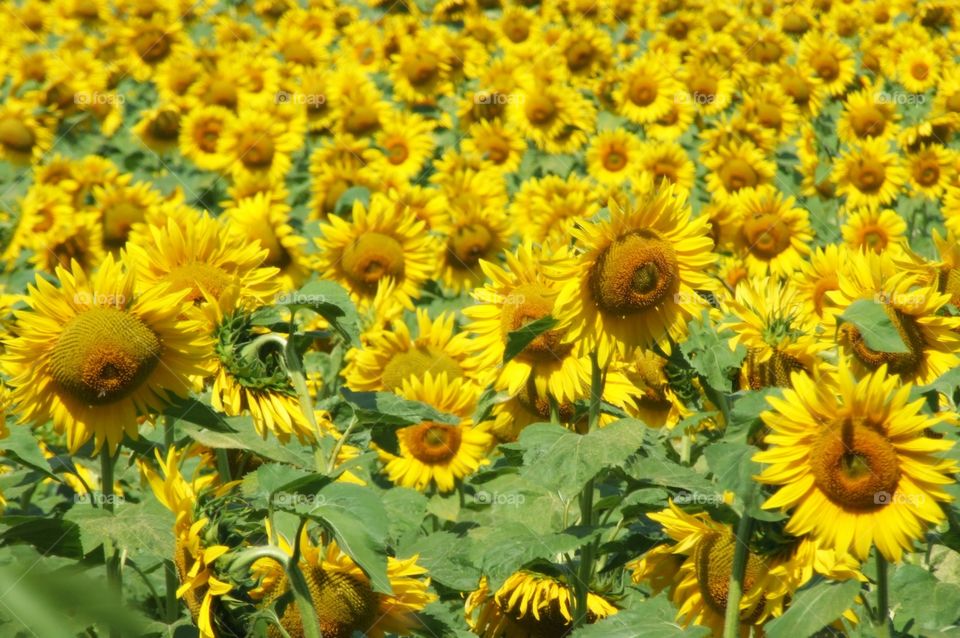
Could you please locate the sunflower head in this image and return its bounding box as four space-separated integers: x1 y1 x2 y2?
589 229 679 316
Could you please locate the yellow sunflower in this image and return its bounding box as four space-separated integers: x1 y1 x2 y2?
754 359 958 562
837 85 900 144
509 174 599 246
178 105 235 171
248 521 436 638
0 98 54 166
732 185 813 278
702 141 776 203
142 447 231 638
796 244 849 320
3 256 212 453
367 109 436 182
465 571 617 637
389 31 453 106
92 177 165 252
29 211 106 275
797 30 856 96
619 348 689 429
906 143 955 198
585 129 642 186
550 187 717 365
614 54 683 125
315 194 438 312
436 205 512 294
841 208 908 255
833 138 907 210
899 47 940 94
636 140 696 197
217 109 301 184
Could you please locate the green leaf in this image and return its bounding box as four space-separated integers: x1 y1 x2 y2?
838 299 909 353
890 563 960 631
341 389 460 426
468 521 590 589
1 424 59 480
704 442 761 511
573 594 709 637
164 395 236 433
280 280 361 347
411 531 482 591
333 186 371 215
516 420 647 500
64 499 176 564
0 516 83 559
680 312 746 392
764 579 861 638
503 315 557 363
180 417 315 468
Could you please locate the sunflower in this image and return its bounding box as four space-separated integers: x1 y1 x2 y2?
315 194 438 311
29 211 106 275
732 185 813 278
221 192 311 291
898 47 939 94
2 184 75 268
217 109 301 184
585 129 642 186
550 187 717 365
376 372 494 493
389 31 453 106
329 68 391 136
142 447 231 638
465 571 617 637
125 213 281 317
740 83 801 142
702 141 776 203
833 138 908 210
506 81 577 151
510 174 600 246
837 85 900 144
720 278 822 390
628 502 790 636
120 17 183 81
620 348 689 429
754 359 958 562
132 104 182 154
461 119 527 174
0 98 54 166
463 242 588 404
248 521 436 638
178 105 235 171
344 309 486 394
614 54 683 125
681 61 736 116
906 143 955 198
826 250 960 385
3 256 212 453
636 140 696 197
797 30 856 96
436 205 512 294
92 177 165 252
841 208 907 255
364 110 435 183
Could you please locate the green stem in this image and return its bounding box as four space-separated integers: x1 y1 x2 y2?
101 446 121 638
875 551 891 638
722 513 754 638
164 560 179 623
216 448 233 483
326 413 358 475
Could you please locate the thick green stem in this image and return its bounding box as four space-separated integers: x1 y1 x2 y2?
101 446 121 638
875 551 891 638
722 514 754 638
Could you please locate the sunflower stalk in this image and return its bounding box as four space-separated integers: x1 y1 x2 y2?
101 445 122 638
875 551 891 638
162 417 180 623
722 513 754 638
572 351 604 628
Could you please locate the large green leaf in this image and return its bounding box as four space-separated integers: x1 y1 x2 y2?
64 499 176 565
764 579 861 638
680 313 746 392
890 564 960 632
573 594 709 637
280 280 361 347
503 315 557 363
838 299 909 354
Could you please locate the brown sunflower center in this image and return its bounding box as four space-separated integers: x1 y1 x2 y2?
0 117 36 153
525 95 557 125
500 284 573 362
913 157 940 186
149 110 181 140
133 26 172 63
911 62 929 81
196 122 222 153
381 345 463 391
694 533 767 618
207 78 238 110
342 232 405 292
173 538 205 623
240 134 275 169
842 307 924 376
754 102 782 130
589 231 679 316
102 200 145 248
164 262 233 302
781 12 810 33
281 39 314 66
861 228 887 252
689 76 718 103
402 51 439 87
517 380 577 425
851 157 886 193
747 349 806 390
945 92 960 113
503 15 530 43
483 137 510 164
385 140 409 165
939 267 960 307
810 52 839 81
720 158 759 193
603 148 627 172
343 105 380 135
851 107 886 138
272 567 378 638
50 307 163 405
448 223 494 269
629 77 658 107
742 212 791 259
565 40 595 71
782 75 810 105
404 421 462 464
811 419 901 509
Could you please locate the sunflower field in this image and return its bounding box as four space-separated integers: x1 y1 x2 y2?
4 1 960 637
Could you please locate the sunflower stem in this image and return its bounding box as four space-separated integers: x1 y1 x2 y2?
216 448 233 483
875 551 891 638
164 560 179 623
326 413 358 475
722 513 753 638
100 446 122 638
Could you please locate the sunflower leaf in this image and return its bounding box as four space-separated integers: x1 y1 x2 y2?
837 298 909 354
503 315 558 364
680 312 746 393
764 579 861 638
281 280 361 348
572 592 709 637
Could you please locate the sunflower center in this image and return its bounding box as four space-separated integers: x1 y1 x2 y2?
483 137 510 164
810 51 839 81
133 26 172 63
207 78 238 110
173 538 205 623
782 75 810 105
503 15 530 43
720 158 759 193
525 95 556 125
404 421 462 464
914 157 940 186
695 533 767 617
149 110 180 140
589 231 679 316
402 52 439 87
342 232 405 291
742 213 791 259
755 102 781 130
448 223 494 269
842 307 924 376
945 92 960 113
603 149 627 172
344 105 380 135
386 141 409 165
164 262 234 302
500 284 573 362
851 158 886 193
851 107 886 138
294 567 378 638
811 419 901 510
911 62 929 81
861 228 887 252
381 345 463 391
0 117 36 153
938 268 960 307
518 380 577 424
281 40 314 65
629 77 658 106
50 308 163 405
689 76 718 102
565 41 595 71
748 349 806 389
240 134 275 169
753 40 782 65
196 123 222 153
103 201 145 248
